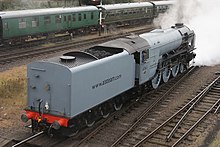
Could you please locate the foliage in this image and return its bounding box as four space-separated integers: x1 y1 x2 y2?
0 66 27 105
102 0 133 4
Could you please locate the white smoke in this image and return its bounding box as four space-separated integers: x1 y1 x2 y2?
154 0 220 66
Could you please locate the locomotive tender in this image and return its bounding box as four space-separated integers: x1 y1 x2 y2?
0 1 174 45
21 23 196 135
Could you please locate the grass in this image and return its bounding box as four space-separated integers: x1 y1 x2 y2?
0 66 27 106
209 130 220 147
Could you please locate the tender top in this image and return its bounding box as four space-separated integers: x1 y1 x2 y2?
43 51 98 68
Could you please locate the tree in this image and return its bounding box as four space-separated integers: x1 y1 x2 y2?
79 0 82 6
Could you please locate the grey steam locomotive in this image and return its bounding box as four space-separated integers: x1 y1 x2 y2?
21 23 196 135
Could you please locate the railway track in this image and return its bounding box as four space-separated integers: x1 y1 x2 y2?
132 74 220 147
0 25 153 66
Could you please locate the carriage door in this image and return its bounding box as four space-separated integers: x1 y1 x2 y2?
0 17 3 42
67 15 72 28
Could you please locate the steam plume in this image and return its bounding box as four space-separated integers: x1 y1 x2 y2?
154 0 220 66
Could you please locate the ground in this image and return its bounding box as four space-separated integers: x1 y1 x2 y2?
1 65 220 146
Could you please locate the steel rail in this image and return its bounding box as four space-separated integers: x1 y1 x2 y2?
214 103 220 114
12 131 44 147
111 66 197 147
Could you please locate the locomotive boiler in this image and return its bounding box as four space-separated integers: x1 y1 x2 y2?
21 23 196 136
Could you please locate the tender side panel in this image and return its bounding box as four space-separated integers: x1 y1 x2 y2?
70 51 136 117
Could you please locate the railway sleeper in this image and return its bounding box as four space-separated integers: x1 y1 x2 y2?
193 107 211 113
145 138 168 146
200 99 219 104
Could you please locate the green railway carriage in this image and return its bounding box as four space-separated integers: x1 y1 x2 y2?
99 1 175 26
0 6 99 43
99 2 155 26
152 1 175 17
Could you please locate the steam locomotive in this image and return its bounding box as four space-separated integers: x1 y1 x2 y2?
21 23 196 136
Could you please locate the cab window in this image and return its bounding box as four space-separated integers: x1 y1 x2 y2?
142 50 149 63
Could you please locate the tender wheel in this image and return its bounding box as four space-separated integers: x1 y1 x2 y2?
70 130 79 136
100 104 110 118
151 72 161 89
179 63 185 73
171 64 179 77
114 103 122 111
60 125 79 137
162 67 171 83
85 110 96 127
85 119 95 127
113 98 123 111
101 110 110 118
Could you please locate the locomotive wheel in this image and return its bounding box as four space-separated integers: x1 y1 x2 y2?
162 67 171 83
179 63 185 73
151 72 161 89
171 64 179 77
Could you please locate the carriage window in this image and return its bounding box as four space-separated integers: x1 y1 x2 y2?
3 22 8 30
91 12 94 20
55 15 61 23
64 16 67 22
73 14 76 21
44 16 51 24
32 17 39 27
84 14 86 19
78 13 82 21
19 18 26 29
68 15 71 21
